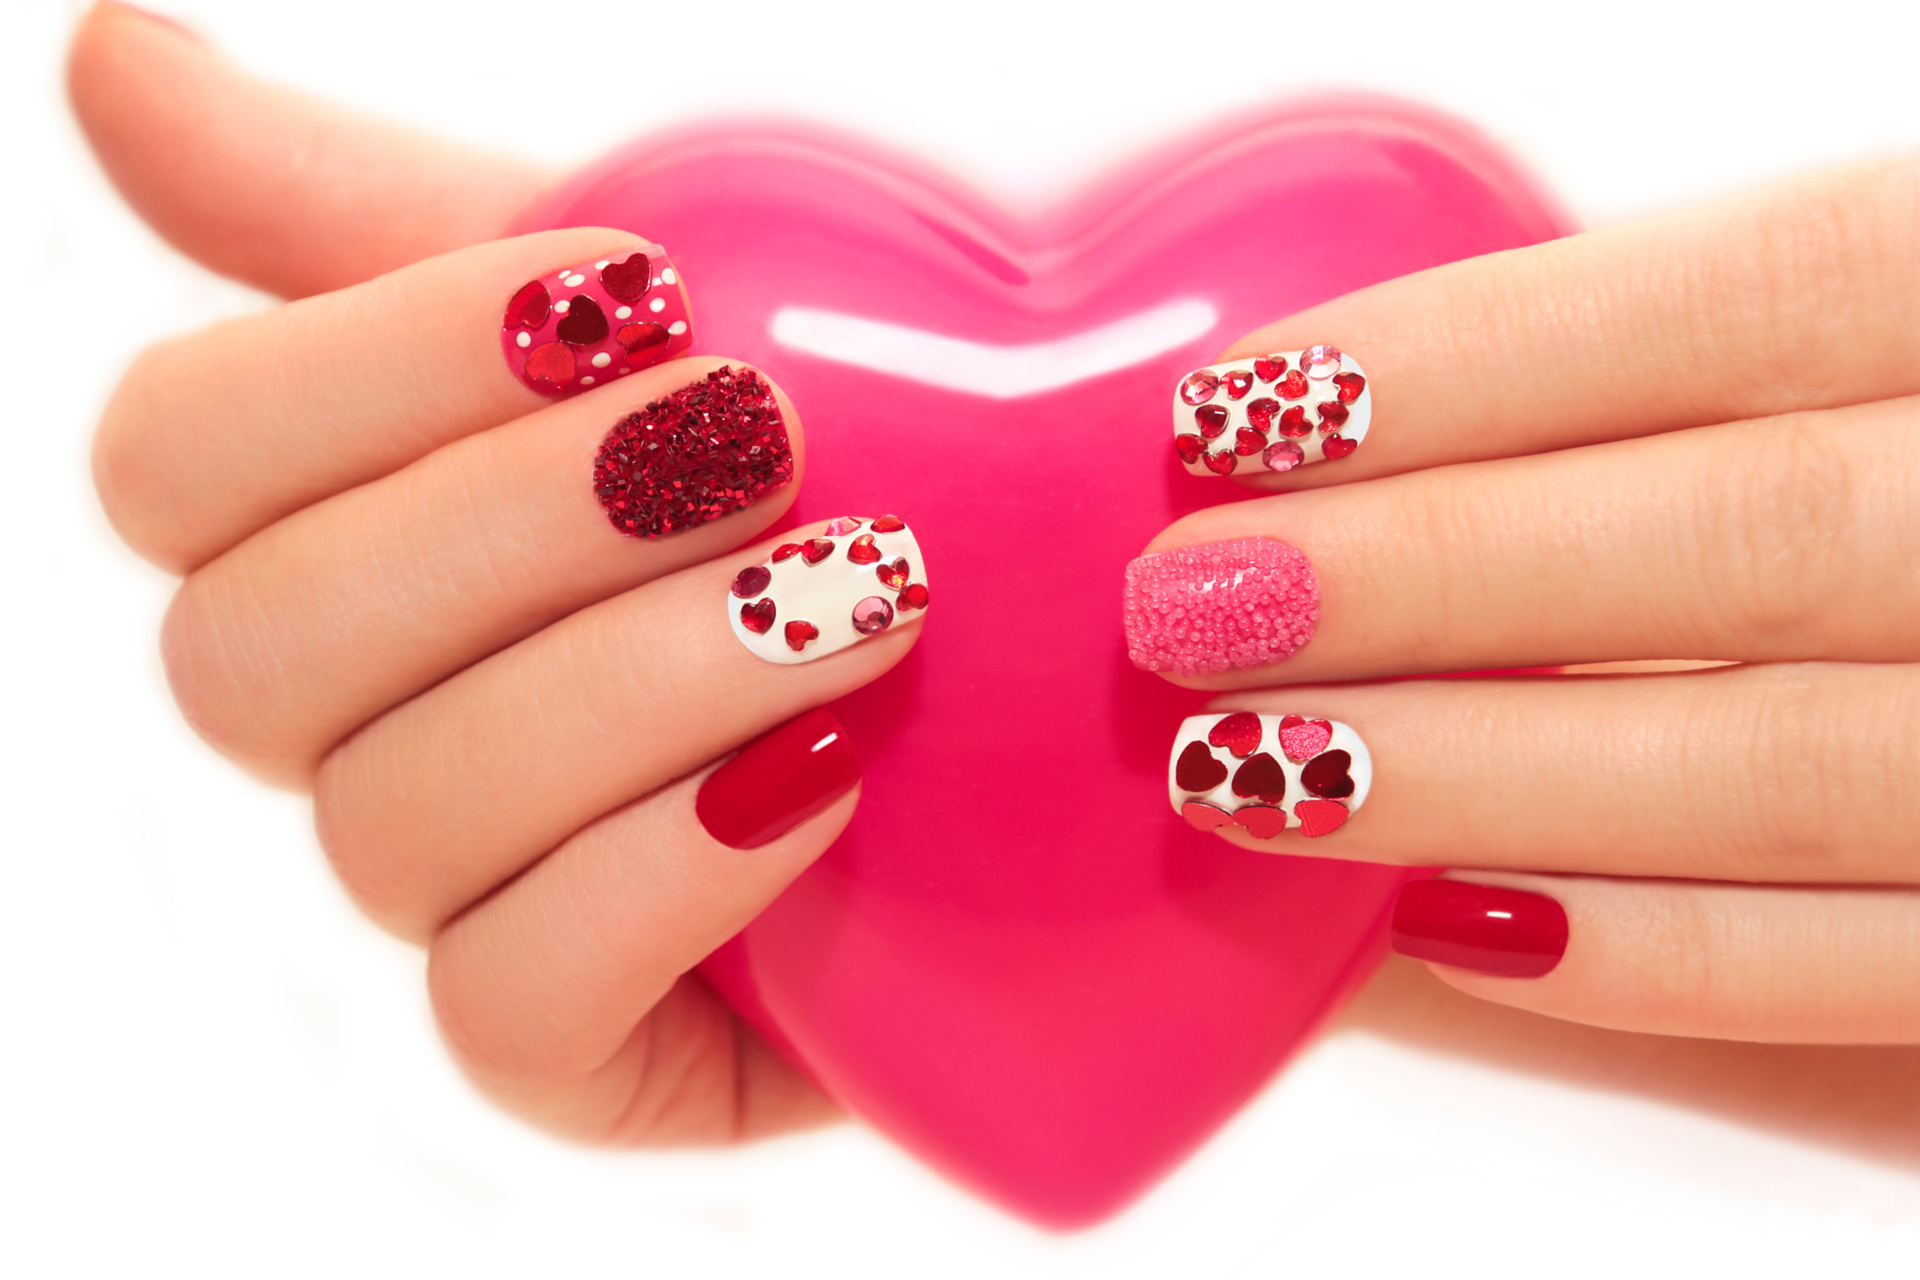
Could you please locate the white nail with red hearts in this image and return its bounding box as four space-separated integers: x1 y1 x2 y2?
1169 712 1371 839
728 516 930 664
1172 345 1371 477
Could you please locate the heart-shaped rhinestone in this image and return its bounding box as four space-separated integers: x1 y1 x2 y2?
1277 715 1332 762
1253 355 1287 382
897 582 930 611
1293 798 1350 838
739 598 776 634
1332 371 1366 403
1180 801 1233 832
1245 398 1279 431
555 295 609 346
1317 401 1350 430
784 619 820 651
1174 434 1205 465
1322 434 1358 460
1222 369 1254 400
1300 749 1355 799
1231 806 1288 840
770 542 803 563
1234 427 1266 456
1194 405 1229 439
800 538 835 564
876 558 910 590
1276 406 1310 438
869 514 907 533
599 252 655 303
1278 369 1308 400
1174 741 1228 794
1204 450 1237 476
846 534 881 564
1231 753 1288 805
1206 712 1263 758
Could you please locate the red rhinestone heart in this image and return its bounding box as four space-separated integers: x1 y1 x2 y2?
1253 356 1287 382
1245 398 1279 431
1175 741 1228 794
1174 434 1205 465
1300 749 1355 799
1180 801 1233 832
1277 715 1332 762
1322 434 1358 460
1332 371 1366 403
1234 427 1267 456
1180 371 1219 405
1278 370 1308 400
1231 805 1288 840
1206 711 1263 758
617 322 671 364
1204 450 1237 476
771 543 803 563
731 566 772 599
1293 799 1349 838
801 538 835 564
1317 401 1350 429
1276 406 1310 438
784 619 820 651
555 295 609 346
847 535 882 564
1231 753 1288 805
599 252 655 303
1222 369 1254 400
504 279 551 328
897 582 930 611
739 598 776 634
522 341 575 387
1194 405 1229 439
876 558 910 590
869 514 907 532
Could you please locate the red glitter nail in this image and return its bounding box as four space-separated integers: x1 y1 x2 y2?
592 366 794 538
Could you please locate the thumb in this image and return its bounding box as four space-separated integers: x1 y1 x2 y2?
67 3 556 298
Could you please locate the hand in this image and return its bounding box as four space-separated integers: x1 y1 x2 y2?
1138 156 1920 1043
74 4 933 1141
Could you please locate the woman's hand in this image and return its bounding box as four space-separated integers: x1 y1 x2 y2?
1140 156 1920 1043
73 4 933 1142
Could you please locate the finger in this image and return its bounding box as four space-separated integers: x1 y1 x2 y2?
1128 397 1920 687
427 712 857 1142
96 229 692 571
1186 156 1920 490
316 517 933 940
1166 663 1920 883
1391 872 1920 1044
165 360 796 786
67 3 551 297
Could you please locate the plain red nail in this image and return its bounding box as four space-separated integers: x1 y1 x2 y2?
1390 879 1568 978
695 708 860 850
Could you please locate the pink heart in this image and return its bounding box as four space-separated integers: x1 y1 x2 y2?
516 102 1568 1225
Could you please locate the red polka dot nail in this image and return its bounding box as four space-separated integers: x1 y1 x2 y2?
1168 712 1371 839
502 245 693 396
1174 346 1370 476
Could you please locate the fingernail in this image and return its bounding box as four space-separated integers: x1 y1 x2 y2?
728 516 929 664
1390 880 1569 978
593 366 792 538
1168 712 1371 840
1174 346 1369 476
1123 537 1318 675
695 709 861 849
502 247 692 395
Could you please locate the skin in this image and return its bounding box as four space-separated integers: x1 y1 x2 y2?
68 1 1920 1156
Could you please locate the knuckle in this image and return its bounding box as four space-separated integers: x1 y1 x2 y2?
92 340 196 571
159 569 306 779
311 755 426 939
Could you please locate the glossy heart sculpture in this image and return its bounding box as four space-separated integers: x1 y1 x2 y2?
515 101 1571 1226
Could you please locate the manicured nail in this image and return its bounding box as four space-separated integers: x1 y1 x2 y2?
728 516 929 664
1390 879 1568 978
1168 712 1370 840
502 247 692 395
1174 346 1370 476
593 366 792 538
1123 537 1318 675
695 709 861 849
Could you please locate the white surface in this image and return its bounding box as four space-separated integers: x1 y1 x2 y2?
8 0 1920 1275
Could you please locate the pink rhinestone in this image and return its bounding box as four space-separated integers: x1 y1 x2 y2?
823 517 863 536
1263 441 1306 472
851 595 895 636
1180 371 1220 405
1301 345 1342 379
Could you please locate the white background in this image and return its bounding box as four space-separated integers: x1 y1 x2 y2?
8 0 1920 1275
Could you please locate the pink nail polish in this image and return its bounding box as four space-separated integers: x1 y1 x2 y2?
1123 538 1319 675
501 247 692 396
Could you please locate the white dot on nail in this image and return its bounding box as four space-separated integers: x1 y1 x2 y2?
553 299 570 313
649 297 666 312
595 260 610 270
591 352 611 368
581 376 595 386
660 267 677 285
615 306 632 319
564 273 585 287
668 321 687 335
516 331 531 348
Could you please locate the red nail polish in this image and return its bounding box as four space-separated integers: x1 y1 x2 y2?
696 709 860 850
501 248 692 396
1390 879 1568 978
594 366 793 539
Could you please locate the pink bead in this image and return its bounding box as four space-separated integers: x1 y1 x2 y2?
1122 539 1319 676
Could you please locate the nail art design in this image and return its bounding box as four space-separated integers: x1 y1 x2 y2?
728 516 929 664
594 366 792 538
1123 538 1318 675
695 708 862 849
1173 346 1370 476
502 246 692 395
1168 712 1371 839
1390 880 1568 977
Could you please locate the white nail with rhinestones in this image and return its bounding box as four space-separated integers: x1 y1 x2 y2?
1168 712 1371 839
728 517 930 665
1172 347 1371 477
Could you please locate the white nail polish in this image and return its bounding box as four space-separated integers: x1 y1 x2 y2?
1172 347 1372 477
1168 712 1371 839
728 517 929 665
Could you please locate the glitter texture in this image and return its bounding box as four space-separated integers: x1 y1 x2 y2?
593 366 793 538
1123 538 1319 675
